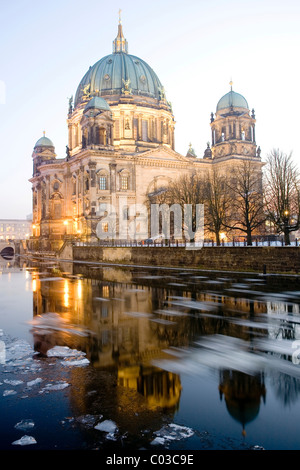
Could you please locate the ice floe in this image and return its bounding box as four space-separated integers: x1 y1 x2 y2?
29 312 93 337
3 379 23 386
14 419 35 431
40 381 70 392
12 435 37 446
3 389 17 396
47 345 84 357
27 378 43 387
95 420 118 440
151 423 194 446
154 334 300 379
46 346 90 366
4 338 35 367
95 419 118 433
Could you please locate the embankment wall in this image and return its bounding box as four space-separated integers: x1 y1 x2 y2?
58 244 300 274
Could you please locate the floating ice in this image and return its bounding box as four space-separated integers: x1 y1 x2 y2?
4 379 23 386
0 340 5 364
124 312 152 318
47 345 86 358
150 318 176 325
170 299 219 312
168 283 187 287
151 423 194 446
5 338 35 366
61 358 90 367
29 313 92 338
155 309 190 317
27 378 43 387
14 419 35 431
95 420 118 434
12 435 37 446
154 334 300 379
41 381 70 392
45 345 89 367
3 390 17 396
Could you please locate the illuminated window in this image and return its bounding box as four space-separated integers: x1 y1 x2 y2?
102 222 108 233
121 175 128 190
99 176 107 190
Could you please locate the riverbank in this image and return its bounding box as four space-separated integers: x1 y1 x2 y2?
51 244 300 275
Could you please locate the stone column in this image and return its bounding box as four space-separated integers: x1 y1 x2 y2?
45 175 50 219
109 163 117 193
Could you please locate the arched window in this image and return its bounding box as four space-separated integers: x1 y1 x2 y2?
121 175 129 190
99 128 106 145
119 170 130 191
72 176 76 195
123 206 129 220
99 175 107 190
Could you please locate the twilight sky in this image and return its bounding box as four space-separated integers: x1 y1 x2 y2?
0 0 299 219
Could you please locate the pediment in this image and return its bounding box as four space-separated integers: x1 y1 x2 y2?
136 145 190 163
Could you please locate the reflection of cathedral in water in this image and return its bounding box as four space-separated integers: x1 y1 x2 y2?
118 366 181 410
29 263 300 429
219 370 266 436
30 268 183 411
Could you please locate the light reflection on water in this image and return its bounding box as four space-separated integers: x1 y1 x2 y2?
1 255 300 449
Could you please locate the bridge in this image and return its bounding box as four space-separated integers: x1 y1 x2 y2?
0 241 15 258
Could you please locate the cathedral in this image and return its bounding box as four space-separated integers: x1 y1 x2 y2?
29 19 263 251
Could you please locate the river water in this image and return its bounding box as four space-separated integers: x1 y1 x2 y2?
1 254 300 451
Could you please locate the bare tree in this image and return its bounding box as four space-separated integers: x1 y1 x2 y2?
203 167 231 245
159 172 205 242
264 149 300 245
225 159 265 245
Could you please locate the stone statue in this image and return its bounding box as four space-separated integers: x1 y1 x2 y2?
158 87 166 101
66 145 70 160
82 84 91 100
68 95 73 114
122 78 132 95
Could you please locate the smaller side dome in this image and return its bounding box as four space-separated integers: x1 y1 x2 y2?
217 90 248 112
203 143 212 159
34 133 54 148
84 96 111 113
186 143 197 158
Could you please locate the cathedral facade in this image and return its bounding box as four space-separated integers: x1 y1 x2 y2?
29 21 263 251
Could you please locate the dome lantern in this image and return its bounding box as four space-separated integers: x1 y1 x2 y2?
113 11 128 54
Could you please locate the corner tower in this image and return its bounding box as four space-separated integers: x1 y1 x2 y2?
210 83 260 161
32 132 56 176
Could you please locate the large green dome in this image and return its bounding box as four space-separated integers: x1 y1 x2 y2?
74 23 166 108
